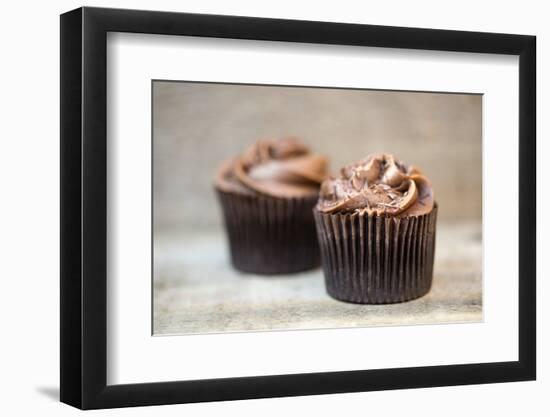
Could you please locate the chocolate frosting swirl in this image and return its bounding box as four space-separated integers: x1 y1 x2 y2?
216 138 328 198
317 153 434 216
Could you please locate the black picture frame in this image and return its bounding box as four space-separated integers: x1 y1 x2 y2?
60 6 536 410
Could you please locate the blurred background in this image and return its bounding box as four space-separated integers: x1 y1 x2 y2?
153 81 481 233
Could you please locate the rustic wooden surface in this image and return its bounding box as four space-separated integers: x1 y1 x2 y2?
153 222 482 335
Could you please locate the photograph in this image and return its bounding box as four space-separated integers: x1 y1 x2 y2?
152 81 483 335
1 0 542 414
53 3 537 412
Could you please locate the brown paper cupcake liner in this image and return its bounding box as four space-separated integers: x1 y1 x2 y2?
216 188 321 275
314 205 437 304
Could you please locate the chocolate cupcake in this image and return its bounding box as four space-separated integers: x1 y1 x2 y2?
314 154 437 303
215 138 328 274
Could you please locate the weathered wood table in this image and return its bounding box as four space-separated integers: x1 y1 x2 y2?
154 222 482 335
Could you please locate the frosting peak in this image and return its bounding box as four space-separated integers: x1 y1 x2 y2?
216 138 328 198
317 153 434 216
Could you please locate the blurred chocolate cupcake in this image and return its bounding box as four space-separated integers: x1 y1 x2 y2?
314 154 437 303
215 138 328 274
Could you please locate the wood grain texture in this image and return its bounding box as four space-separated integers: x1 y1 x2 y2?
153 221 481 335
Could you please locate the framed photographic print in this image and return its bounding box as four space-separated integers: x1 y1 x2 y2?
60 6 536 409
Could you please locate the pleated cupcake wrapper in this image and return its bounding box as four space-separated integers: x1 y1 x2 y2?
216 188 321 275
314 205 437 304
